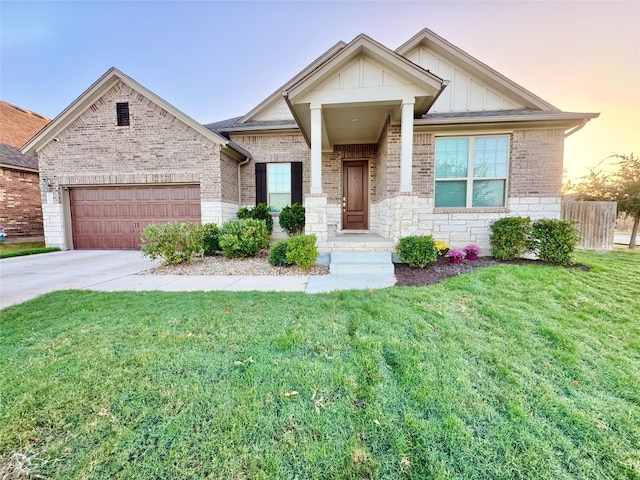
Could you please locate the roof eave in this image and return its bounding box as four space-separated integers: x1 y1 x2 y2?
0 163 39 173
414 112 599 131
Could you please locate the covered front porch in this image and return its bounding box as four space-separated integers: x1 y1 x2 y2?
280 34 446 254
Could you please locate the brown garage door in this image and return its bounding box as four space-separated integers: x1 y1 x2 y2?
70 185 201 249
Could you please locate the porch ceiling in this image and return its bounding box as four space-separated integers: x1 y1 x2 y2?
322 101 398 146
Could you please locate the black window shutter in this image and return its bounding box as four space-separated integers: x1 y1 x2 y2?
116 102 130 126
291 162 302 204
255 163 267 205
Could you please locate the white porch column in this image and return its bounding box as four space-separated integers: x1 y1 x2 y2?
400 100 415 193
310 106 323 194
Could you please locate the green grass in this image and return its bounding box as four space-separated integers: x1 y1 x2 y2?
0 241 59 258
1 251 638 479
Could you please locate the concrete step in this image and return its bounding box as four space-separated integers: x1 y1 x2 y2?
329 234 395 252
330 250 395 276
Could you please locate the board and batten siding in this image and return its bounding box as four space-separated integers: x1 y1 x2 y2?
404 47 523 112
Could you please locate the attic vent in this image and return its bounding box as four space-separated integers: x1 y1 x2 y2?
116 102 130 126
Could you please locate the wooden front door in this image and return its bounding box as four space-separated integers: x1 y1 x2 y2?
342 160 368 230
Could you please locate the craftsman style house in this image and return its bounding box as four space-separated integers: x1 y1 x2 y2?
22 29 597 253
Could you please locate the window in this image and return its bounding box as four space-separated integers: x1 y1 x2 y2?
116 102 130 126
267 163 291 211
435 135 508 208
255 162 303 211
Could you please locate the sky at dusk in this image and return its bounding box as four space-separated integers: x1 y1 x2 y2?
1 0 638 181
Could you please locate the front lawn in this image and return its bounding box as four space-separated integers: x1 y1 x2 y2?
0 241 59 259
1 251 638 479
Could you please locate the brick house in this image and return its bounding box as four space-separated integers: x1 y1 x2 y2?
22 29 597 256
0 101 50 239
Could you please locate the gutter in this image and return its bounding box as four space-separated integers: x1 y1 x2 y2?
564 118 588 138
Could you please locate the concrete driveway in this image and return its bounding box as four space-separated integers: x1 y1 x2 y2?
0 250 158 309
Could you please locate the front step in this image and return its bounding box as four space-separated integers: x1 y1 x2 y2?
330 250 395 276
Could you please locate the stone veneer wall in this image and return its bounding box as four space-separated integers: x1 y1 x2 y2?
0 167 44 238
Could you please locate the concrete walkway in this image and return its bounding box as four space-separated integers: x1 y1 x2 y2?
0 250 396 309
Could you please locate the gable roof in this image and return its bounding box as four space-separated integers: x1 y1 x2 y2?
0 101 50 148
396 28 558 112
284 33 444 109
0 143 39 172
22 68 251 160
239 41 348 124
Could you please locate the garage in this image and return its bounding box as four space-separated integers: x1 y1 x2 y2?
70 185 201 249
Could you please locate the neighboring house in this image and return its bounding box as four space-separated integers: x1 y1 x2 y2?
0 101 50 239
22 28 597 255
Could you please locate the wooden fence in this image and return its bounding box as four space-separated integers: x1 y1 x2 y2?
561 200 617 251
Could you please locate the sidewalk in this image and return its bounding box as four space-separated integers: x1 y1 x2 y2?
0 250 396 309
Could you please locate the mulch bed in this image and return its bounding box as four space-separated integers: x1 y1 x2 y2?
394 256 590 287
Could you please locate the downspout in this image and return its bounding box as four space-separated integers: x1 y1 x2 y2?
224 140 253 208
564 119 588 138
237 156 250 207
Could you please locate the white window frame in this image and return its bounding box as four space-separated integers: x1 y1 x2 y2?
267 162 291 212
434 134 510 208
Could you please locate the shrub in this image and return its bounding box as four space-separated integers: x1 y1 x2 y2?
396 235 438 267
489 216 532 260
286 234 318 270
268 240 291 267
218 218 269 258
237 203 273 234
531 218 580 265
201 223 220 256
140 222 203 265
279 203 305 236
434 240 451 256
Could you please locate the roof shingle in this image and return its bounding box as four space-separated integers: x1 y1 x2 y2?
0 101 50 148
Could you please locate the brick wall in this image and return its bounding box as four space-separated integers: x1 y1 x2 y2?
220 151 239 204
412 132 434 196
230 133 310 206
38 81 223 204
509 128 564 197
0 167 44 237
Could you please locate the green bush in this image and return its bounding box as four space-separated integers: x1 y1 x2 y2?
279 203 305 236
140 222 203 265
531 219 580 265
286 234 318 270
237 203 273 234
201 223 220 256
268 240 291 267
489 216 532 260
396 235 438 267
219 218 269 258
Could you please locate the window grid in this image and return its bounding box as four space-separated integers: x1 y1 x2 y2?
435 135 509 208
267 163 291 212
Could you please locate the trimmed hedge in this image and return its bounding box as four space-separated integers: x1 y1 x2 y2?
396 235 438 267
531 218 580 265
489 216 532 260
219 218 270 259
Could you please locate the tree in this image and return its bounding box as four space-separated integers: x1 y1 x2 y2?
574 154 640 249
